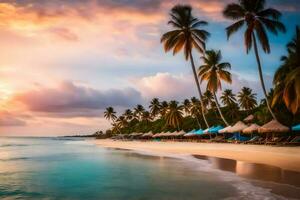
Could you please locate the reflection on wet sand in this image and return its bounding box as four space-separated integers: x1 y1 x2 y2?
193 155 300 198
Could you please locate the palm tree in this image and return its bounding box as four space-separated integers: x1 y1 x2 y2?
202 90 215 110
238 87 257 111
149 98 161 119
161 4 210 128
198 50 231 126
142 111 152 124
221 89 237 107
116 116 127 129
160 101 169 117
134 105 145 121
164 101 184 130
104 107 117 122
223 0 286 120
123 109 133 121
182 99 191 116
273 26 300 114
190 97 202 128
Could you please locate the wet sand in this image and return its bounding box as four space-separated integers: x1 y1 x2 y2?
92 139 300 199
92 139 300 172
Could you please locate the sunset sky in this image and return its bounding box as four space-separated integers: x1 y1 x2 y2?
0 0 299 136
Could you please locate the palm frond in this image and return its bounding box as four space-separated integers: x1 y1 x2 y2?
226 20 245 39
223 3 245 20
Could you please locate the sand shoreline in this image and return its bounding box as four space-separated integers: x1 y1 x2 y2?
92 139 300 172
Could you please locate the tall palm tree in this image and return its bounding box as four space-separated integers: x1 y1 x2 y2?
273 26 300 114
164 101 184 130
134 105 145 121
161 4 210 128
198 50 231 126
238 87 257 111
182 99 191 116
149 98 161 119
104 107 117 122
123 109 133 121
221 89 237 107
223 0 286 120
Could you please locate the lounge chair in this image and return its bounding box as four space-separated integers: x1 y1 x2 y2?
265 137 283 145
283 136 300 146
254 137 267 145
243 136 261 144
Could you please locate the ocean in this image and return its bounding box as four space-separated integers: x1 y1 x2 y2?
0 137 299 200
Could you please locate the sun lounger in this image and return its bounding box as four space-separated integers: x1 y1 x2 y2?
282 136 300 146
243 136 261 144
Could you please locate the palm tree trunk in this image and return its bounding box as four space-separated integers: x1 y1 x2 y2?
195 116 201 129
252 33 277 120
213 92 229 126
189 53 210 128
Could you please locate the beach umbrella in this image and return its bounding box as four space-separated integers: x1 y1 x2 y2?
258 120 290 133
243 124 261 134
184 129 196 137
195 129 204 135
292 124 300 132
176 130 186 137
203 127 214 134
227 121 248 133
243 114 254 123
218 126 232 134
208 126 224 134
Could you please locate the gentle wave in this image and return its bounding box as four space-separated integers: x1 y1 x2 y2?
0 144 29 147
0 157 30 162
64 140 95 146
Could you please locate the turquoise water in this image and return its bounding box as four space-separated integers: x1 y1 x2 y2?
0 137 296 199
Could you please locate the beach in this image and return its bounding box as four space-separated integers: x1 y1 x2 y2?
92 139 300 172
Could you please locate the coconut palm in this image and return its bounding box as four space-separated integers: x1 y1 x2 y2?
142 111 152 124
198 50 231 126
223 0 286 120
160 101 169 117
190 97 202 128
164 101 184 130
104 107 117 122
182 99 191 116
149 98 161 119
238 87 257 111
134 105 145 121
221 89 237 107
202 90 215 110
123 109 133 121
161 4 210 128
273 26 300 114
116 116 127 129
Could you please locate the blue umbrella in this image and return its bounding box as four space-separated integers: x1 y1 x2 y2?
195 129 204 135
208 125 224 134
292 124 300 132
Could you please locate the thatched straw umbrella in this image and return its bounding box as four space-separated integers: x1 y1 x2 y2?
218 126 232 134
258 120 290 133
243 114 254 123
227 121 248 133
243 124 260 134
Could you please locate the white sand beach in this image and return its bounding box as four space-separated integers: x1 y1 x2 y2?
92 139 300 172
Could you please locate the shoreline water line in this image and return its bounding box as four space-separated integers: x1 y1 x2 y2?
93 142 300 199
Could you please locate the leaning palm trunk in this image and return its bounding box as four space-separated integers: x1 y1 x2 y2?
190 53 210 128
252 34 277 120
213 92 229 126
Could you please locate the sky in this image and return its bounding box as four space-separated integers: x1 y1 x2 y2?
0 0 299 136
